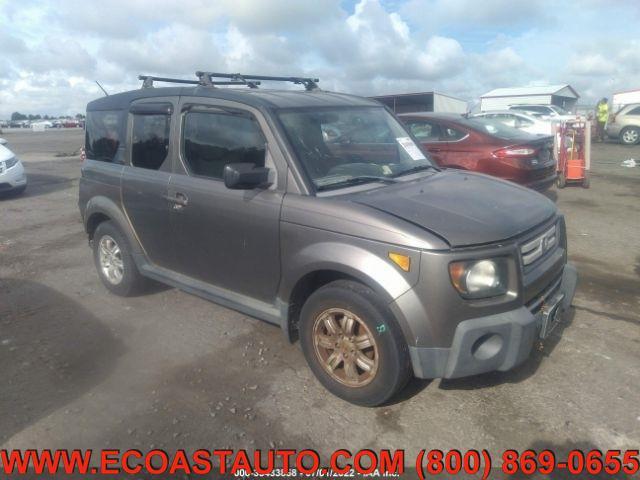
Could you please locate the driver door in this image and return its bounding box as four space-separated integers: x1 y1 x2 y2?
168 99 284 303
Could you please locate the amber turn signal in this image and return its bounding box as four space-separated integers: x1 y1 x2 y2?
388 252 411 272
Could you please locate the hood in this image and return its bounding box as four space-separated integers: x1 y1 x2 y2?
0 144 15 162
349 170 556 247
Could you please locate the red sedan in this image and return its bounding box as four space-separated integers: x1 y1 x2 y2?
399 113 556 190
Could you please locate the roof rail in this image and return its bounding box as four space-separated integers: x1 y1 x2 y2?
138 75 261 89
195 72 320 91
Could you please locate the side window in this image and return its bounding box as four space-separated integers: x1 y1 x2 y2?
627 106 640 116
497 114 516 127
516 116 533 127
85 110 124 163
443 126 466 140
131 114 171 170
182 111 266 180
406 121 441 141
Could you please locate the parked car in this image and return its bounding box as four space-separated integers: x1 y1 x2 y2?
31 120 53 129
606 103 640 145
400 113 557 191
508 104 576 121
471 110 554 136
0 138 27 195
63 119 80 128
79 72 576 406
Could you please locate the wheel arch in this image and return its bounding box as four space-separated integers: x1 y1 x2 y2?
279 243 420 343
83 196 144 256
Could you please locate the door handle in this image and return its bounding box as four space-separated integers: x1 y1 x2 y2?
163 192 189 208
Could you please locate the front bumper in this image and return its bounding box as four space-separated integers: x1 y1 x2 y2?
0 161 27 191
605 123 622 138
409 263 577 379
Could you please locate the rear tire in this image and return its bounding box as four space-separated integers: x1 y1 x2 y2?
620 127 640 145
92 221 149 296
299 280 411 406
556 173 566 189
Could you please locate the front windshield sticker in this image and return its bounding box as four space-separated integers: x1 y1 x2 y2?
396 137 426 161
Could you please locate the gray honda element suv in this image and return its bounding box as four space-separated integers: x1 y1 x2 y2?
79 72 577 406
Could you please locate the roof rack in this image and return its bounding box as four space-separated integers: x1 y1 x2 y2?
138 75 260 89
196 72 320 91
138 72 320 91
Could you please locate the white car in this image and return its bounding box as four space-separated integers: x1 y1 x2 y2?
0 139 27 195
508 104 576 121
31 120 53 129
472 110 554 136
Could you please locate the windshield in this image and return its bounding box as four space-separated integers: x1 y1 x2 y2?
464 117 535 140
278 107 434 191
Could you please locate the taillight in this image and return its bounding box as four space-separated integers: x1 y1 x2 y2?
492 147 536 158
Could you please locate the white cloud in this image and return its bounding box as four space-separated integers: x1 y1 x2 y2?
568 53 615 76
1 0 640 117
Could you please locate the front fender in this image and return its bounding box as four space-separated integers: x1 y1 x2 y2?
281 241 420 305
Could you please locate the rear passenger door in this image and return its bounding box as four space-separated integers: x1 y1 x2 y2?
402 118 447 165
121 99 176 269
168 99 284 303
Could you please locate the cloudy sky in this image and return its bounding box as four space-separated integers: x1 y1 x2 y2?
1 0 639 117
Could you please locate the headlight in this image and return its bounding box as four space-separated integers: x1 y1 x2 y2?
449 258 508 299
4 157 18 169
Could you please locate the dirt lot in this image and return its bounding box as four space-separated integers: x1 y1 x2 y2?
1 129 639 468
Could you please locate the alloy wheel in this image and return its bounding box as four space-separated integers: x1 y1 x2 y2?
312 308 379 387
98 235 124 285
622 128 639 144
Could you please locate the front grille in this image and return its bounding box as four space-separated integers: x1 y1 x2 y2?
520 224 557 266
526 272 563 314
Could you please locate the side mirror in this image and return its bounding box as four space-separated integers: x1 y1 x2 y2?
223 163 271 190
0 138 7 145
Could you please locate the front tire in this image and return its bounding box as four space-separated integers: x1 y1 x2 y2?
92 221 149 296
620 126 640 145
299 280 411 406
556 173 566 188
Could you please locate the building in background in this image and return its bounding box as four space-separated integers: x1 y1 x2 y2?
479 84 579 112
612 89 640 112
370 91 468 114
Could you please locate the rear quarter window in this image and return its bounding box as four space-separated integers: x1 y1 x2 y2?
85 110 125 163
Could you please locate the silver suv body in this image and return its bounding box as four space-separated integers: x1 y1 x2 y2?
79 74 577 405
606 103 640 145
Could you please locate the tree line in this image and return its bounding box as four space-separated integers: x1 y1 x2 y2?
10 112 86 121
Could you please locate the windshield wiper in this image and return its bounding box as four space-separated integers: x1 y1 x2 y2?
317 175 400 191
392 165 438 178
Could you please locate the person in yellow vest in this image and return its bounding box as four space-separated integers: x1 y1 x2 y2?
595 97 609 142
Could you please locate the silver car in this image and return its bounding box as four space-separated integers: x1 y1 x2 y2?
79 72 577 406
0 138 27 195
472 110 554 136
606 103 640 145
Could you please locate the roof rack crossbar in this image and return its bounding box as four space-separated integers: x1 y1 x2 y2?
138 75 262 89
195 71 320 91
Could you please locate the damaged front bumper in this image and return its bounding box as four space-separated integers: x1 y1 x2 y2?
409 263 577 379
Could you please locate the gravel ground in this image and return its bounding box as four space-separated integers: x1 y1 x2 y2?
0 129 639 473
